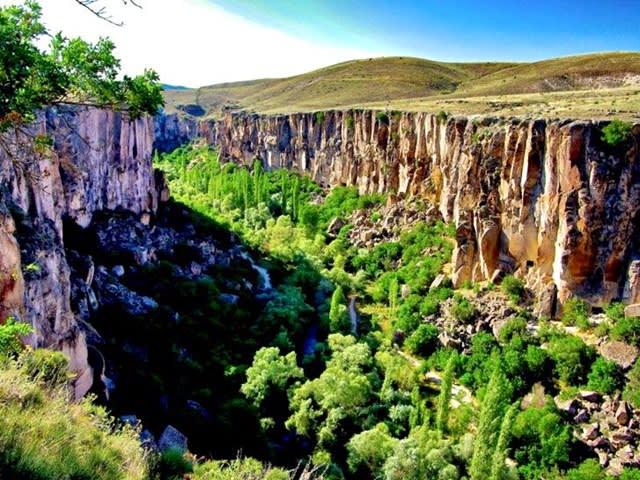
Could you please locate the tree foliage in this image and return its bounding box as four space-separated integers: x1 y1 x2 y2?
0 1 162 132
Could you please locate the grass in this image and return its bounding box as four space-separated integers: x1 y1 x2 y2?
163 52 640 120
0 358 148 480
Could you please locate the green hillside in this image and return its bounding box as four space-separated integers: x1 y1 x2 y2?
162 52 640 119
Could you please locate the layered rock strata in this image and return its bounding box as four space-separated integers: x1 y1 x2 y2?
158 111 640 314
0 106 158 398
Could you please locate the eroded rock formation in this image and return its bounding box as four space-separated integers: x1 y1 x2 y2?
0 106 158 398
158 110 640 314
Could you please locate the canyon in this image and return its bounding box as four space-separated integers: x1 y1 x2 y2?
156 110 640 316
0 105 638 401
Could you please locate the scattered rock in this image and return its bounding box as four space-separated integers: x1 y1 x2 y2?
616 402 631 426
580 391 602 403
599 341 639 370
112 265 125 277
158 425 188 453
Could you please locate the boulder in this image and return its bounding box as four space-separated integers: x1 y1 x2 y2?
158 425 188 453
625 304 640 318
615 402 631 426
580 391 603 403
599 341 639 370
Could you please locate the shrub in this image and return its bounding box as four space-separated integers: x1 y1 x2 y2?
587 356 624 394
602 119 632 147
405 324 440 357
314 111 325 124
547 334 595 385
0 318 32 358
621 468 640 480
158 448 193 478
610 315 640 346
561 298 591 329
450 294 476 324
436 110 449 123
376 111 389 125
624 360 640 408
501 275 525 302
345 115 354 130
567 458 607 480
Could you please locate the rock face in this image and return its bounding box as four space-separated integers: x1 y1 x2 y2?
0 106 158 398
160 110 640 313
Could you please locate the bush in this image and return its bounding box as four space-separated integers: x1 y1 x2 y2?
405 324 440 357
314 111 325 124
587 356 624 394
345 115 354 130
602 119 632 147
436 110 449 123
611 315 640 346
376 111 389 125
547 334 595 385
450 294 476 324
158 448 193 478
561 298 591 329
0 318 32 358
501 275 525 302
567 458 606 480
624 360 640 408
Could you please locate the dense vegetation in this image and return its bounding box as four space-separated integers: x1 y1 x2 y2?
146 144 640 479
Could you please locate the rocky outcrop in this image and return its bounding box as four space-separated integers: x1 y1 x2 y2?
164 110 640 315
557 392 640 475
0 106 158 398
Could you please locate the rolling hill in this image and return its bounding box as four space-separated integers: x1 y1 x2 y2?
163 52 640 120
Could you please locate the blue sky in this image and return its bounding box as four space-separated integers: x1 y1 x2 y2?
9 0 639 86
211 0 640 62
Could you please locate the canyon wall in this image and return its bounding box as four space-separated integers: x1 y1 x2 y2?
158 110 640 314
0 106 158 398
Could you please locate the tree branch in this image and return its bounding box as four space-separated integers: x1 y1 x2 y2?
72 0 142 26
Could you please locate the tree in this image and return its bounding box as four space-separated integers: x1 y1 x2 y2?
0 1 162 134
489 403 517 480
436 352 456 434
469 364 510 480
240 347 303 410
286 335 375 451
347 423 398 478
329 285 351 334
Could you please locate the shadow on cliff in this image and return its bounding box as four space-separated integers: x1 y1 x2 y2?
62 199 331 463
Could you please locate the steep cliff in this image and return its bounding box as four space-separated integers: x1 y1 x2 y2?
0 106 158 398
161 110 640 315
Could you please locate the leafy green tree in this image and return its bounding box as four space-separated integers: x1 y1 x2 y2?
587 356 624 394
469 365 510 480
547 334 595 385
0 1 162 132
501 275 525 302
436 351 456 434
286 335 376 452
511 403 571 479
241 347 303 409
347 423 398 478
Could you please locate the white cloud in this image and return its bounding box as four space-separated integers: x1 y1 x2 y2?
4 0 378 87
